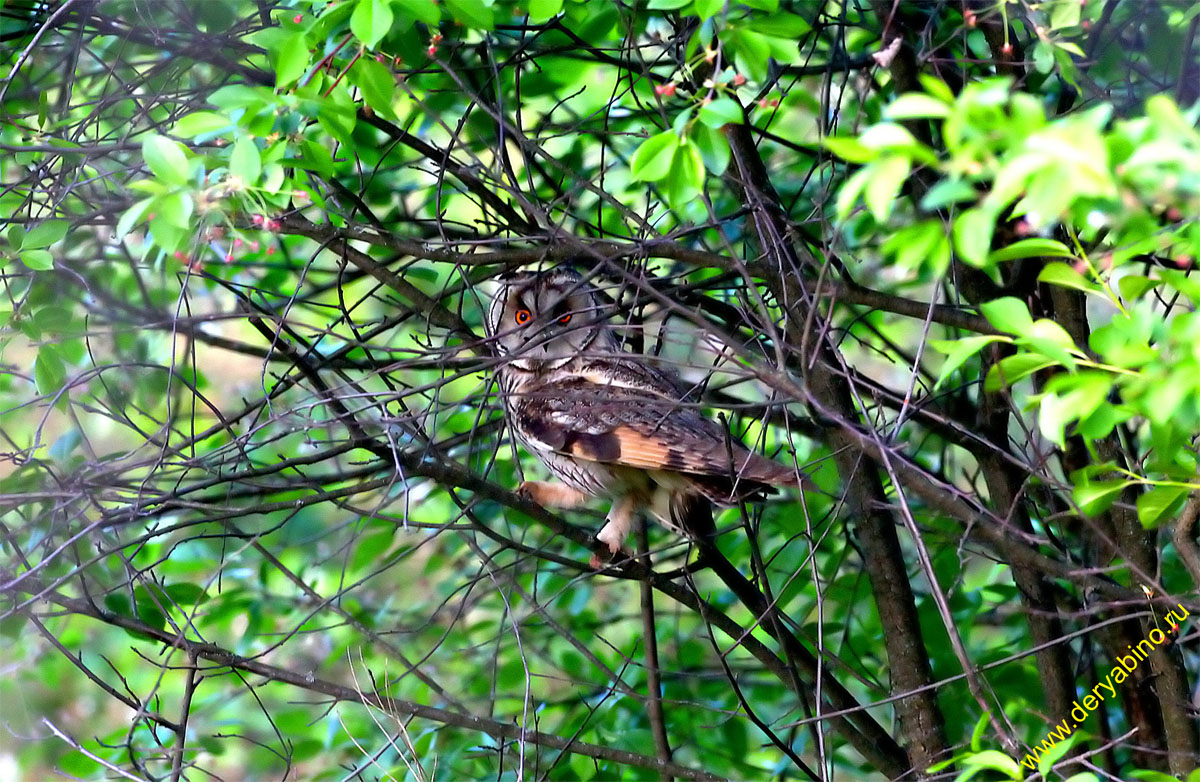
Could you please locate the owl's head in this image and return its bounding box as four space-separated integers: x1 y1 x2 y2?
486 268 619 371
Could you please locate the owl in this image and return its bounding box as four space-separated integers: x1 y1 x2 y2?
486 267 800 562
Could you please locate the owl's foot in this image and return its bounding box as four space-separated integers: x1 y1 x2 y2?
590 500 636 568
592 519 633 569
588 544 631 570
516 480 589 509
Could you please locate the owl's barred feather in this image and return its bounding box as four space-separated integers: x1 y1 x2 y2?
517 377 799 497
487 267 801 558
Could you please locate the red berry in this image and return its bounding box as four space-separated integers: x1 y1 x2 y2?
293 13 302 23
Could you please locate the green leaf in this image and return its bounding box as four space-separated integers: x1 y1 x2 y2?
132 586 168 632
317 92 358 147
21 220 69 249
1020 319 1079 368
1073 479 1126 515
969 712 990 752
208 84 271 112
445 0 494 29
1037 261 1102 294
262 163 285 194
630 132 679 182
1038 391 1075 447
397 0 440 25
229 137 262 184
698 97 743 128
858 122 921 151
273 30 311 87
116 197 155 240
156 192 194 229
164 582 210 606
985 353 1057 391
692 122 731 175
917 74 955 104
1160 269 1200 306
953 207 996 267
35 344 66 395
20 249 54 270
961 750 1019 776
296 140 336 178
351 0 395 49
1117 275 1160 301
980 297 1035 337
835 167 870 221
6 225 26 249
725 28 772 80
1136 485 1189 529
930 335 1004 389
647 0 691 8
142 134 190 186
352 58 396 117
1037 731 1081 776
667 140 704 206
918 179 978 210
1077 401 1129 440
747 12 808 36
824 135 875 164
695 0 723 19
864 155 910 222
885 93 951 120
990 238 1075 263
1128 772 1192 782
1049 0 1081 30
882 219 951 275
174 111 232 139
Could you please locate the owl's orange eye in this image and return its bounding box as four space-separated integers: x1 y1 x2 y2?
514 308 531 325
558 313 572 324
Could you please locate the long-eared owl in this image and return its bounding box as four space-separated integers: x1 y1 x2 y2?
486 267 799 559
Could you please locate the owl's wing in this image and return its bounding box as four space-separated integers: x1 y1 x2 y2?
516 379 798 494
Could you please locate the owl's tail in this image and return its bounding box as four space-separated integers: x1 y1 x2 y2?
670 491 716 543
730 450 805 491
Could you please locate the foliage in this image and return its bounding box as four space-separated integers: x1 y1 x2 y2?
1 0 1199 780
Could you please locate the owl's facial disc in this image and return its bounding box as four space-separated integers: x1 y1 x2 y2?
490 271 615 372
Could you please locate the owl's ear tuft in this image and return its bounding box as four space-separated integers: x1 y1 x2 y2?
495 269 527 282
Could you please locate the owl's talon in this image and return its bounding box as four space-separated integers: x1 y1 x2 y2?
589 550 629 570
